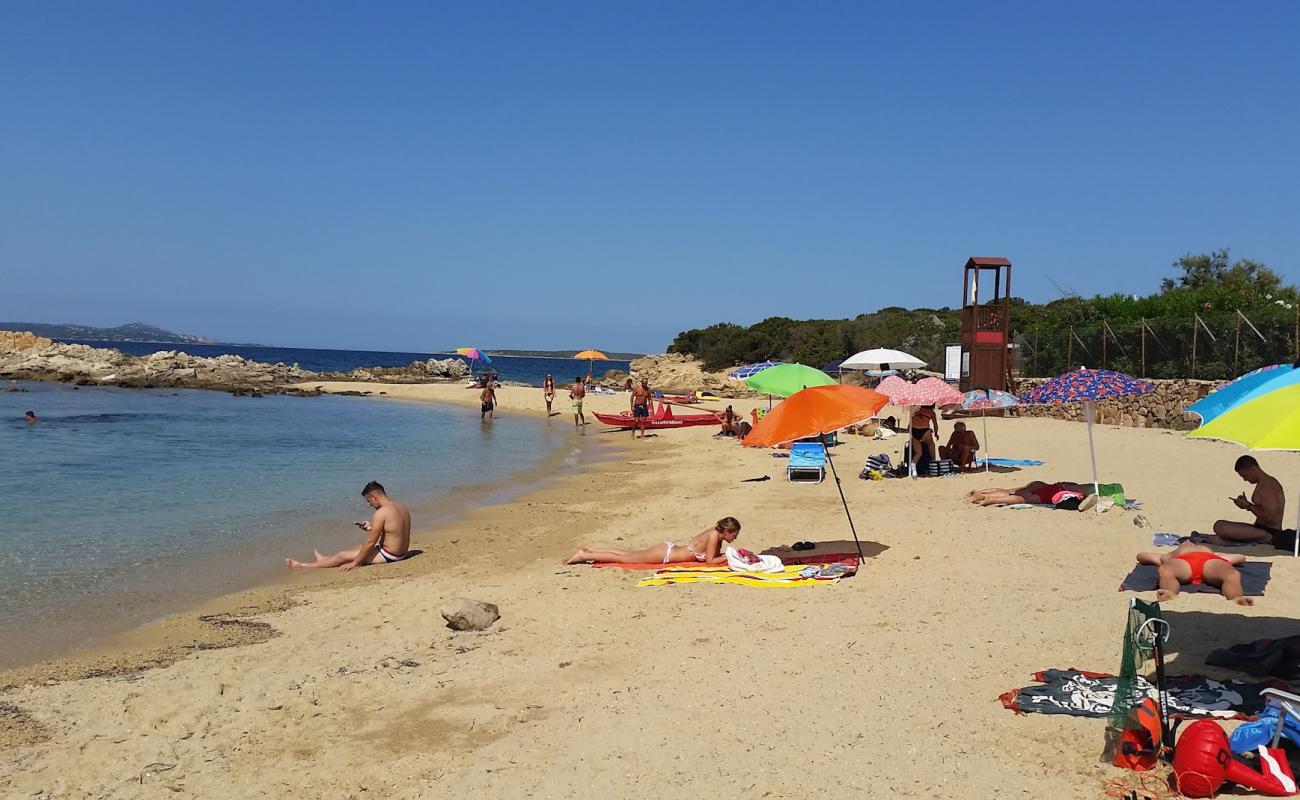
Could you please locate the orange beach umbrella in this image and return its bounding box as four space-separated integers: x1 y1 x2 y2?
574 349 610 379
744 385 888 564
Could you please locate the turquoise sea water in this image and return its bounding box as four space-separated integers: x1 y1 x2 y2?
0 381 589 667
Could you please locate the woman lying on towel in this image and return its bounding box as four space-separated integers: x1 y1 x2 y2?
966 480 1092 507
566 517 741 565
1135 541 1252 605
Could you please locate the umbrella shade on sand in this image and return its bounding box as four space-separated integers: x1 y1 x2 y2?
744 385 889 563
730 361 784 380
840 348 926 371
1188 382 1300 556
574 349 609 378
1020 368 1155 503
1186 363 1298 426
959 389 1019 471
744 363 835 398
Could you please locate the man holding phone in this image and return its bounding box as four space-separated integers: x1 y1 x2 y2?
1211 456 1289 547
285 481 412 570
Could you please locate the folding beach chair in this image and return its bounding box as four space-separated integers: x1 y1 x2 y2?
787 442 826 483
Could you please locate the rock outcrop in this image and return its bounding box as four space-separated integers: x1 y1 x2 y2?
624 353 758 397
0 332 471 394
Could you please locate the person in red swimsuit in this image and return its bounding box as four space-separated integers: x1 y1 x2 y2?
966 480 1089 507
1135 542 1251 605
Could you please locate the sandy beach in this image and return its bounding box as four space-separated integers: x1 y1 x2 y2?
4 383 1299 798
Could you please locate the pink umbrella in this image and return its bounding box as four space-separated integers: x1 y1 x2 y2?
913 377 964 407
876 375 921 405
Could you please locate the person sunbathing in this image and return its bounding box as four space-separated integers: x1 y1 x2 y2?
940 422 980 471
1135 541 1252 605
966 480 1091 507
566 517 741 565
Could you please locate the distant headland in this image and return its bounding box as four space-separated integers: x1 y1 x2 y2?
0 321 257 346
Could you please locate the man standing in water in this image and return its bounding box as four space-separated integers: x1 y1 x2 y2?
569 376 586 429
631 378 653 439
1210 455 1290 547
543 372 556 415
480 379 497 421
25 410 38 425
286 481 412 570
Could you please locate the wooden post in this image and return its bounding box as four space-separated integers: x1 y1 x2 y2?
1234 311 1242 375
1101 321 1108 368
1191 317 1198 378
1295 303 1299 360
1141 319 1147 378
1034 331 1040 377
1067 327 1073 371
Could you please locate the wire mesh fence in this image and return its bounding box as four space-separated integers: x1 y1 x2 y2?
1014 309 1300 380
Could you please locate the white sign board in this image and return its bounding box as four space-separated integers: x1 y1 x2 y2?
944 345 961 381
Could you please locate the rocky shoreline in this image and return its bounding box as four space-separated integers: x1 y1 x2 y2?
0 331 472 395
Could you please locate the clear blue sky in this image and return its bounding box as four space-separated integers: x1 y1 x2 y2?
3 2 1297 353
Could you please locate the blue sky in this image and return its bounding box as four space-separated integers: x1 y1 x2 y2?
3 2 1297 353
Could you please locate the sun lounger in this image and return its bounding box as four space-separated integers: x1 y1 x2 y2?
787 443 826 483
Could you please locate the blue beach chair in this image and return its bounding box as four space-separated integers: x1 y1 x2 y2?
787 443 826 483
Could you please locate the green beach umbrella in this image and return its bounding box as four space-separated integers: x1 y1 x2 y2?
1188 382 1300 556
745 363 836 398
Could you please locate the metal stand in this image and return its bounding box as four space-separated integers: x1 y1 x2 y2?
822 433 866 564
1138 616 1174 756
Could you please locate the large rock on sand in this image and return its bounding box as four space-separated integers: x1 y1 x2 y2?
628 353 758 398
440 598 500 631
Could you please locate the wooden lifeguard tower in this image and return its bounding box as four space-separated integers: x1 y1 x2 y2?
959 256 1012 392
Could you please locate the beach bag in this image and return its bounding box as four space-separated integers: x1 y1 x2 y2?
866 454 892 472
925 459 957 477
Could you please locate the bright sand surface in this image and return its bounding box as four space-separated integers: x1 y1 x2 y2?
3 382 1299 798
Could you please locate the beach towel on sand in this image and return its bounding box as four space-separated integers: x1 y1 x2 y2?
999 668 1271 720
1118 561 1271 596
636 564 848 588
974 457 1044 467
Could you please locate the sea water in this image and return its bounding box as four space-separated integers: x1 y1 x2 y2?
0 381 591 668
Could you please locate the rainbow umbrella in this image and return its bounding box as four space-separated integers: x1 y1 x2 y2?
1020 368 1155 502
573 349 609 379
455 347 492 374
744 384 889 562
959 389 1019 472
1186 363 1298 425
1188 382 1300 556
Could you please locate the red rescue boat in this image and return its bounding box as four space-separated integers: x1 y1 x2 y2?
592 403 721 430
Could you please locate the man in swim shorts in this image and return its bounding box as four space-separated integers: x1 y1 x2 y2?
939 421 980 471
569 376 586 429
286 481 412 571
1135 541 1252 605
480 381 497 421
1210 455 1289 547
630 378 653 440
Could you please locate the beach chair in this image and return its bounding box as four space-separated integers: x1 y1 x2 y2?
787 443 826 483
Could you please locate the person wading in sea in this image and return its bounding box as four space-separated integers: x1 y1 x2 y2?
480 380 497 421
25 410 38 425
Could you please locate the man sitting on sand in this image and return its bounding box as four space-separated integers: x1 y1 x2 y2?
1210 455 1288 545
966 480 1096 509
1134 541 1252 605
939 421 980 471
566 517 741 565
286 481 411 571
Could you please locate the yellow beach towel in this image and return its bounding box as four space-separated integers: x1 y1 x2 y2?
636 565 842 588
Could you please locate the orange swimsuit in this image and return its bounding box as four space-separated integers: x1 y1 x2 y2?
1173 551 1229 584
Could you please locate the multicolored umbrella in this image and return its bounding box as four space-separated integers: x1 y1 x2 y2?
744 384 889 562
745 363 835 398
1187 382 1300 557
455 347 492 370
730 361 784 380
1020 368 1155 503
959 389 1020 472
1186 363 1297 425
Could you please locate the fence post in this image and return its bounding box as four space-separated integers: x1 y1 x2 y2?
1067 327 1073 371
1141 318 1146 378
1234 311 1242 375
1191 317 1198 378
1101 321 1108 368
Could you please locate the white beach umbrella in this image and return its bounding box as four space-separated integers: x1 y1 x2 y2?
841 348 926 371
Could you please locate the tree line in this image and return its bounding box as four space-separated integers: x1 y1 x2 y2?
668 250 1299 380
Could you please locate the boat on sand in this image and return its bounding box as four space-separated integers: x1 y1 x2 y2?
592 403 721 430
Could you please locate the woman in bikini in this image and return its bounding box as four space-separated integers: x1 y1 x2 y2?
966 480 1090 506
543 373 556 415
1135 541 1251 605
565 517 741 565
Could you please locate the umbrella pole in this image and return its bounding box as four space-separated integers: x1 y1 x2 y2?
982 409 990 472
1293 480 1299 558
1085 399 1101 503
822 434 866 564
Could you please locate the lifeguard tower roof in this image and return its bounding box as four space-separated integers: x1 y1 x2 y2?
965 256 1012 268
